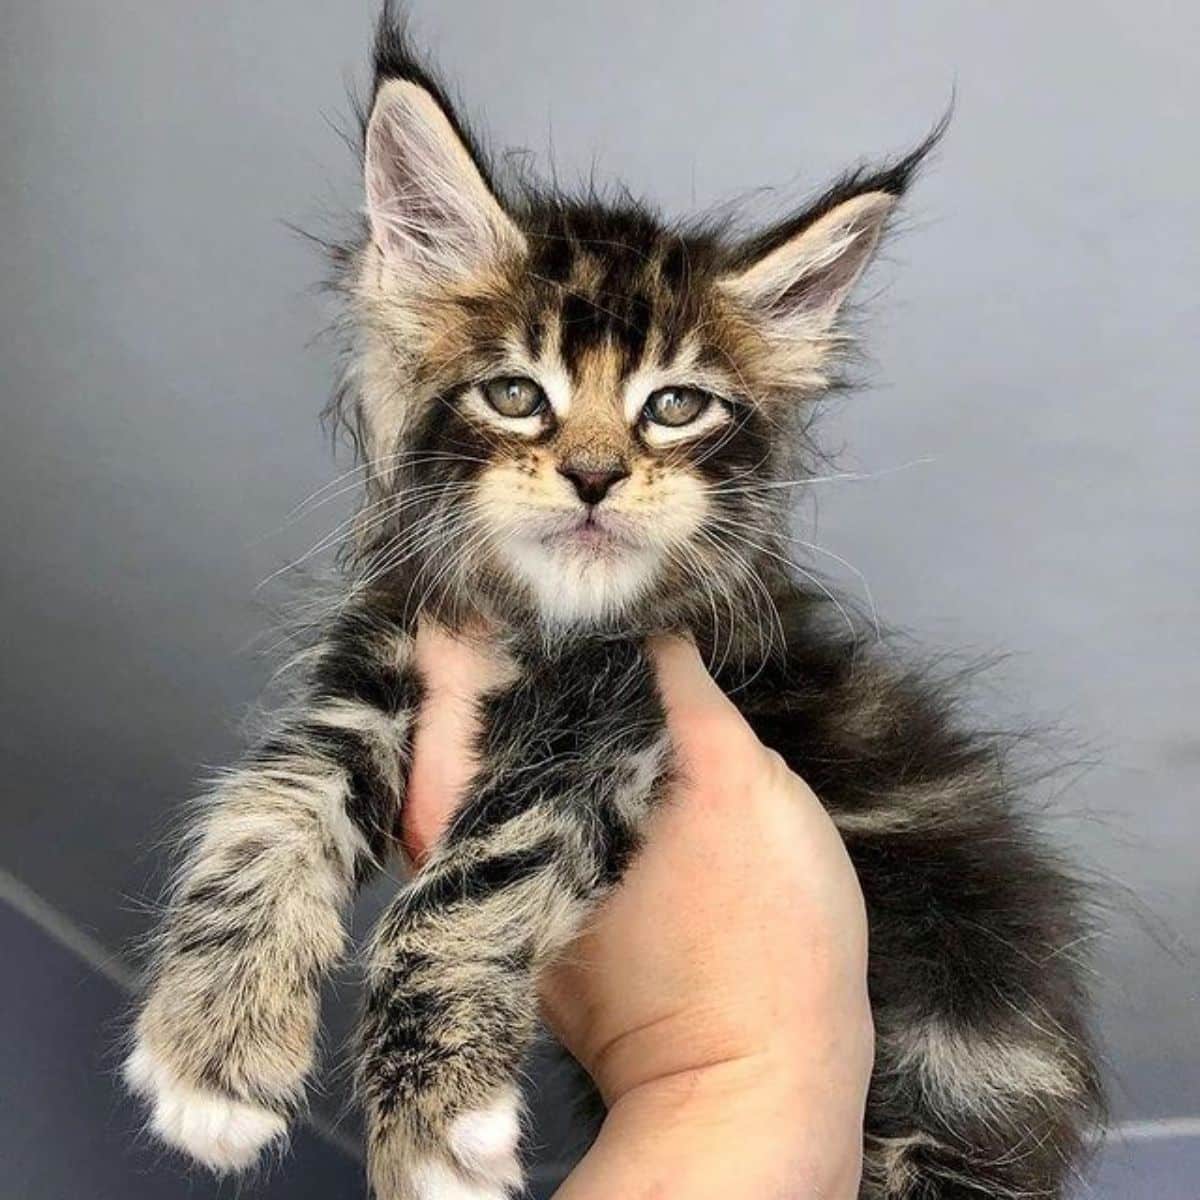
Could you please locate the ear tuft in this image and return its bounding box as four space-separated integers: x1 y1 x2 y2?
373 0 427 88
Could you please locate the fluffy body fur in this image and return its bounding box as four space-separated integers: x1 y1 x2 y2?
127 9 1102 1198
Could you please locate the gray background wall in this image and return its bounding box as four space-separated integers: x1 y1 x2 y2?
1 1 1196 1196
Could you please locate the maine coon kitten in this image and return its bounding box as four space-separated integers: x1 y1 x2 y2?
125 10 1103 1199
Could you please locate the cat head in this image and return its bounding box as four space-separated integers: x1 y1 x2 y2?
334 8 941 637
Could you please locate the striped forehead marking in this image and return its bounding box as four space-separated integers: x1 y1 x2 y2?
525 214 694 384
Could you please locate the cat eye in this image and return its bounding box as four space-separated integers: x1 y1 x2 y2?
642 387 710 428
482 376 547 419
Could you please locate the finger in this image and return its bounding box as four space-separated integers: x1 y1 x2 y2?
647 634 742 722
413 616 512 700
405 620 511 862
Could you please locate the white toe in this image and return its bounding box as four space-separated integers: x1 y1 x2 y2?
411 1158 514 1200
151 1088 285 1172
123 1040 159 1096
446 1088 523 1191
124 1039 286 1172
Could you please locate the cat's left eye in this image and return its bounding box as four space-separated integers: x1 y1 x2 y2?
482 376 547 419
642 387 710 428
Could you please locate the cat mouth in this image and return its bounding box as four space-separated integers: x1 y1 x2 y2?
536 512 637 555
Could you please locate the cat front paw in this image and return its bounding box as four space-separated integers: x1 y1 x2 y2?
124 1039 287 1172
372 1088 525 1200
442 1088 524 1195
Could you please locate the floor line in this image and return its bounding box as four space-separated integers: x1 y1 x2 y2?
0 866 363 1162
1105 1116 1200 1143
0 865 138 991
2 868 1195 1162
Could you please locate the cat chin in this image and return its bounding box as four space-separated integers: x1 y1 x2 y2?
501 537 660 628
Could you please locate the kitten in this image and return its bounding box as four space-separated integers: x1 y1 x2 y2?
126 8 1103 1198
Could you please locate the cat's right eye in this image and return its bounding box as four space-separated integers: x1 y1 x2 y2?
482 377 547 419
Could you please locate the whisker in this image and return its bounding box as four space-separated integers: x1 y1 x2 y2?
787 535 881 641
704 516 857 643
256 481 480 591
282 448 492 519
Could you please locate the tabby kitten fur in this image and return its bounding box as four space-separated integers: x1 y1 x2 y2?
126 9 1103 1199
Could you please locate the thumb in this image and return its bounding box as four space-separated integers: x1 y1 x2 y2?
647 635 744 727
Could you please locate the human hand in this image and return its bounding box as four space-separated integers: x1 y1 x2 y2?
406 623 873 1199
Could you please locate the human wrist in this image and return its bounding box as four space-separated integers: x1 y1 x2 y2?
555 1055 864 1199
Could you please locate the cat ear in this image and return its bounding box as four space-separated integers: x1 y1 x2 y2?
721 190 896 334
364 77 523 281
719 125 945 340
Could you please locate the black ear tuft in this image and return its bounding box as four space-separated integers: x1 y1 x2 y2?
373 2 446 105
730 104 952 273
365 2 496 191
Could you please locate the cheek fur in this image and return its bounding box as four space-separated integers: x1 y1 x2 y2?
606 461 709 545
472 450 570 526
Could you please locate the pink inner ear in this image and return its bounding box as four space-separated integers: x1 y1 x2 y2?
365 100 453 260
774 218 885 319
725 190 895 329
363 82 521 274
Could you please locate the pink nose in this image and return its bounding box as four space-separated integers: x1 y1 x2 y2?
557 465 630 505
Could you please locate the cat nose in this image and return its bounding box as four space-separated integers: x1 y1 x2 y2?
557 464 630 506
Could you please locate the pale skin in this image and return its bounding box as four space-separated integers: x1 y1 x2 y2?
407 623 875 1199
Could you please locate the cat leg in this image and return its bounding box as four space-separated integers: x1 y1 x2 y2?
126 606 419 1172
359 644 669 1200
359 857 549 1200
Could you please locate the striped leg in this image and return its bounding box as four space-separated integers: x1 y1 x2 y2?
126 599 419 1172
359 640 670 1200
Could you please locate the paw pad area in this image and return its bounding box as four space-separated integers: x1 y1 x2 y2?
404 1089 526 1199
448 1090 523 1180
124 1041 286 1173
411 1158 520 1200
